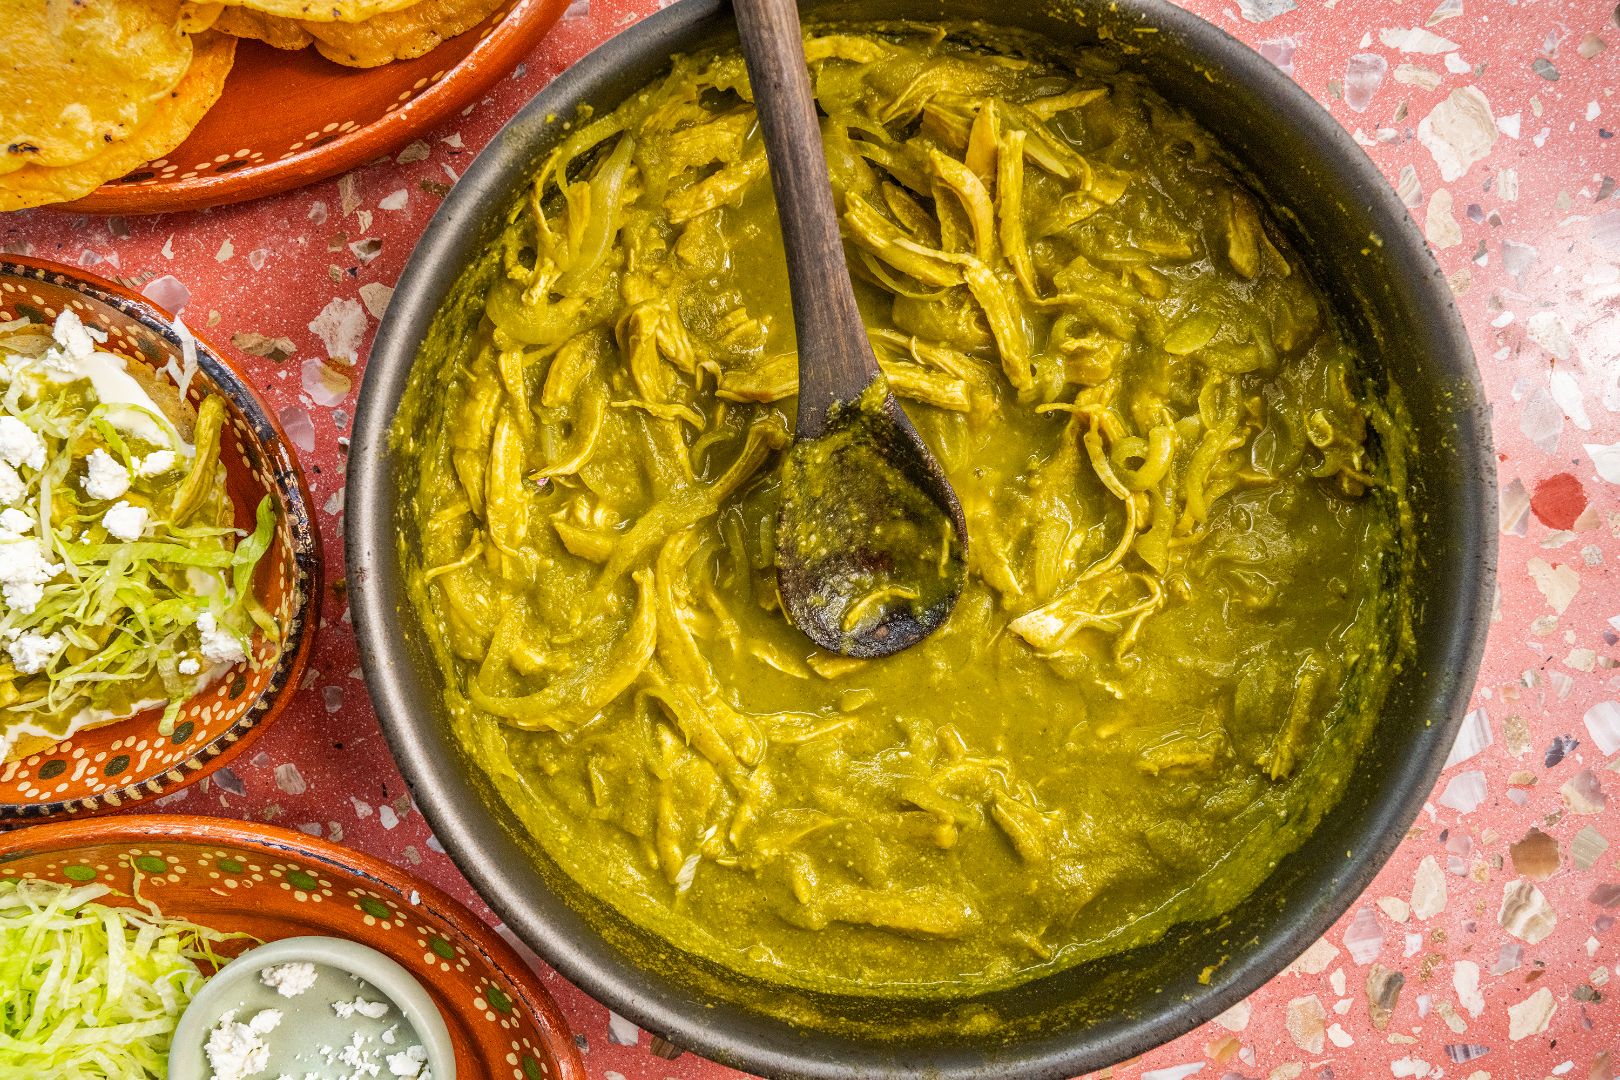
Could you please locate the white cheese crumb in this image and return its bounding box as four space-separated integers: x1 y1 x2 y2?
260 961 320 998
380 1025 397 1046
386 1044 429 1078
0 462 22 505
338 1031 383 1077
100 500 148 541
332 996 392 1020
196 610 247 665
179 657 201 675
46 309 104 369
6 631 64 675
204 1008 283 1080
0 416 45 471
82 448 130 501
0 508 30 537
0 536 64 613
136 448 177 476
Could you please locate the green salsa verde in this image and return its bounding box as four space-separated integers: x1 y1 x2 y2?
395 24 1413 997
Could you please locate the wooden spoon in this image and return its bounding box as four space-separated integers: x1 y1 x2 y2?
732 0 967 658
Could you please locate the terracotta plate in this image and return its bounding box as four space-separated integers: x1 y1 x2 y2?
0 257 320 818
0 816 587 1080
66 0 573 215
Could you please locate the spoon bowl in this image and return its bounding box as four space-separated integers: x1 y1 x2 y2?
731 0 968 657
776 378 967 657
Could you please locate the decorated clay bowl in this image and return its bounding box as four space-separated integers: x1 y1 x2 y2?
349 0 1497 1077
66 0 573 215
0 815 587 1080
0 256 320 818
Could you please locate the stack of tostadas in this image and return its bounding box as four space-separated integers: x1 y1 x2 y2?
212 0 506 69
0 0 504 211
2 2 236 211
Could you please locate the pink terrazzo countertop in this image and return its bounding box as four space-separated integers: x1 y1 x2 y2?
3 1 1618 1077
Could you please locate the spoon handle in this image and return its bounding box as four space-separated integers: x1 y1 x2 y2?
732 0 878 438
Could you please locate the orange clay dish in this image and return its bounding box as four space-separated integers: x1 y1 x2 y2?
0 258 317 817
0 0 570 214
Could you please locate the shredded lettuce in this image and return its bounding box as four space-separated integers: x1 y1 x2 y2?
0 314 279 751
0 876 248 1079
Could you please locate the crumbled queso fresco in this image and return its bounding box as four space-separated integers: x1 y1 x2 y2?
198 609 248 665
199 962 433 1080
259 961 319 998
204 1007 283 1080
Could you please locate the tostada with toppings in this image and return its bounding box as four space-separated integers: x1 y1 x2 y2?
0 310 276 763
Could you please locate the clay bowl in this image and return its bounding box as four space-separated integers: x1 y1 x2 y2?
0 815 587 1080
65 0 573 215
349 1 1497 1076
0 256 320 818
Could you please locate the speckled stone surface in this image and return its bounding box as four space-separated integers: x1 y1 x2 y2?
2 1 1617 1077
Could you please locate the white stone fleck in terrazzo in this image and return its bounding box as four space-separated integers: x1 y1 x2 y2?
302 358 353 406
1501 478 1530 534
1344 906 1383 964
1453 959 1484 1017
338 174 359 216
1445 708 1492 767
142 273 190 312
274 762 306 796
1140 1065 1203 1080
309 297 367 364
1436 770 1487 814
1571 825 1609 869
1419 87 1498 182
606 1011 640 1045
1411 856 1448 917
1499 879 1557 943
1562 769 1605 813
1527 310 1576 361
1527 558 1579 614
1426 189 1463 249
359 283 393 318
1550 370 1591 429
1582 700 1620 754
1507 986 1557 1040
1394 63 1442 89
1379 26 1457 53
1258 36 1298 76
1427 0 1461 24
1212 998 1250 1032
278 405 316 453
1344 54 1387 112
1396 164 1422 207
1236 0 1295 21
1287 936 1338 976
1284 995 1326 1054
1585 443 1620 486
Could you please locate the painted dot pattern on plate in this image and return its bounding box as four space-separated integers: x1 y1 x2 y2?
0 828 582 1080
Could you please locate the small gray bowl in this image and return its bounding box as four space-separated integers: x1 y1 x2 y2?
168 936 455 1080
